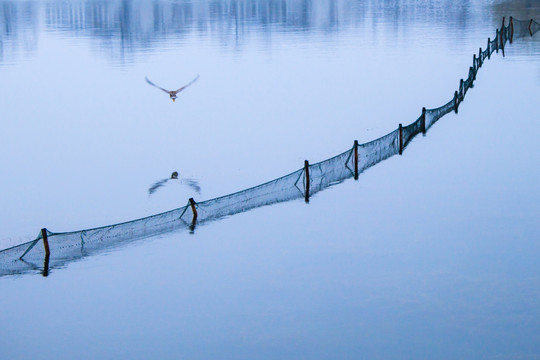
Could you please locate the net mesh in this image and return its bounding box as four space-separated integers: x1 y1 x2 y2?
425 98 454 131
402 116 423 149
357 130 400 173
1 17 538 277
490 38 497 54
191 168 305 224
513 18 540 39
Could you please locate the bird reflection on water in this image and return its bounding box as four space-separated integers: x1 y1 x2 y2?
148 171 201 195
145 75 199 102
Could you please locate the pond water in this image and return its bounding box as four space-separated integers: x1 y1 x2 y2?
1 0 539 359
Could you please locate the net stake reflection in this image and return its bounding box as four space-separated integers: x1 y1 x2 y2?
43 253 50 277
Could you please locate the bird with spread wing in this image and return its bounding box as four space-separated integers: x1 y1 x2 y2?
148 171 201 196
145 75 199 102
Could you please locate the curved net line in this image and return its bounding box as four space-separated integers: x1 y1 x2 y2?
1 17 538 277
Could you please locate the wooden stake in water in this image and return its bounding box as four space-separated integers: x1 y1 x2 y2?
41 228 50 277
41 228 50 257
509 16 514 43
478 48 483 67
421 107 426 135
189 198 198 231
453 91 459 114
487 38 491 59
354 140 359 180
529 19 534 37
470 66 476 82
500 17 505 54
304 160 310 203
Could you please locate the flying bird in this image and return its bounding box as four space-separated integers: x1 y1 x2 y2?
145 75 200 102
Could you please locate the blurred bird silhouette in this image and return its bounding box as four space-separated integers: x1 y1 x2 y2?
148 171 201 196
145 75 199 102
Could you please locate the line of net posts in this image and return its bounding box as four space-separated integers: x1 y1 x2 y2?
7 16 539 277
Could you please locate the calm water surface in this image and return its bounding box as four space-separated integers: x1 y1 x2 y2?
1 0 540 359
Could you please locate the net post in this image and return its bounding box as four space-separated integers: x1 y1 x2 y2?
304 160 310 203
421 107 426 135
41 228 50 257
459 79 464 101
473 54 477 71
470 66 476 81
189 198 198 231
509 16 514 43
453 91 459 114
398 124 403 155
487 38 491 59
41 228 50 277
353 140 359 180
529 19 533 36
500 17 505 55
495 29 499 52
478 48 482 67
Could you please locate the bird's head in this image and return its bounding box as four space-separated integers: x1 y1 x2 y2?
171 171 179 179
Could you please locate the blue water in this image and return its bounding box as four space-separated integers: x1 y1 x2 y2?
1 1 539 359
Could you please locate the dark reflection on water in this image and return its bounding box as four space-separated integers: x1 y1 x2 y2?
2 0 537 63
0 1 38 62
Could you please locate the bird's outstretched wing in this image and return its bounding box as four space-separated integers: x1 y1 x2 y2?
145 77 171 93
181 178 201 194
148 178 169 195
149 177 201 196
174 74 200 93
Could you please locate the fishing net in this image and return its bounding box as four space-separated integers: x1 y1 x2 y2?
424 98 454 131
357 130 400 173
402 116 423 149
512 18 540 39
188 168 305 224
1 17 538 277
